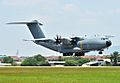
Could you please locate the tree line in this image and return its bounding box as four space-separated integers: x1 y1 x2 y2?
1 51 120 66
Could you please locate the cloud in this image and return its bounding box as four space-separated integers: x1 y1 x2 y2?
79 8 120 18
79 10 105 17
63 4 77 12
108 8 120 14
1 0 56 6
26 14 56 25
62 3 105 18
80 18 97 24
2 0 38 6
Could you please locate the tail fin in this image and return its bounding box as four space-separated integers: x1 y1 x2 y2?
7 20 45 39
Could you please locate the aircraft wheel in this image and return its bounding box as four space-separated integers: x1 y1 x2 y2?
63 53 67 56
63 53 73 56
75 52 84 56
69 53 73 56
75 53 78 56
81 52 85 56
99 51 103 54
75 52 80 56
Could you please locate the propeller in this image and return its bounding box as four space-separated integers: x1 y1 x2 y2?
54 35 62 44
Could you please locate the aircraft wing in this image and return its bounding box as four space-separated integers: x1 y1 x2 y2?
61 38 71 45
61 37 84 45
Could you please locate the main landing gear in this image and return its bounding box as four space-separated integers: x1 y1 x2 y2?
63 52 84 56
99 51 103 54
63 53 73 56
75 52 85 56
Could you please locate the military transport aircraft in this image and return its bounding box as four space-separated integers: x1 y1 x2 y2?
7 20 112 56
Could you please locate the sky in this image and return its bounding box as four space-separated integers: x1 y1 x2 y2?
0 0 120 56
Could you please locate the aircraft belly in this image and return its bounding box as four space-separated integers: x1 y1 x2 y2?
37 42 60 52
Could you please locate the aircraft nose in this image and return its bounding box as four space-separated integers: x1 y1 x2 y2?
106 41 112 47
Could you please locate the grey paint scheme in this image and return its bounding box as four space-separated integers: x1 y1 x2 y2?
7 20 112 55
35 38 108 53
78 38 107 50
27 22 45 39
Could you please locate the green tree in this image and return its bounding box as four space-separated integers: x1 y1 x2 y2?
64 56 90 66
34 54 46 62
111 51 119 65
21 54 49 66
21 57 38 66
65 60 79 66
34 54 49 66
38 61 50 66
77 58 90 66
2 56 13 63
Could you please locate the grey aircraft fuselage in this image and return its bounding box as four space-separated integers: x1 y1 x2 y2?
34 37 111 55
7 20 112 56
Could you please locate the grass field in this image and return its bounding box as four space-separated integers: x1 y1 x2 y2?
0 67 120 83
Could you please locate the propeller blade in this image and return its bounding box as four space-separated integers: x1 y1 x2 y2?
54 35 62 44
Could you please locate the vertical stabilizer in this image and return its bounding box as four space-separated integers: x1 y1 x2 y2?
7 20 45 39
27 20 45 39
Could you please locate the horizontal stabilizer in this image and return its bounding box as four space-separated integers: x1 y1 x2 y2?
7 20 43 25
23 38 54 42
23 39 44 41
